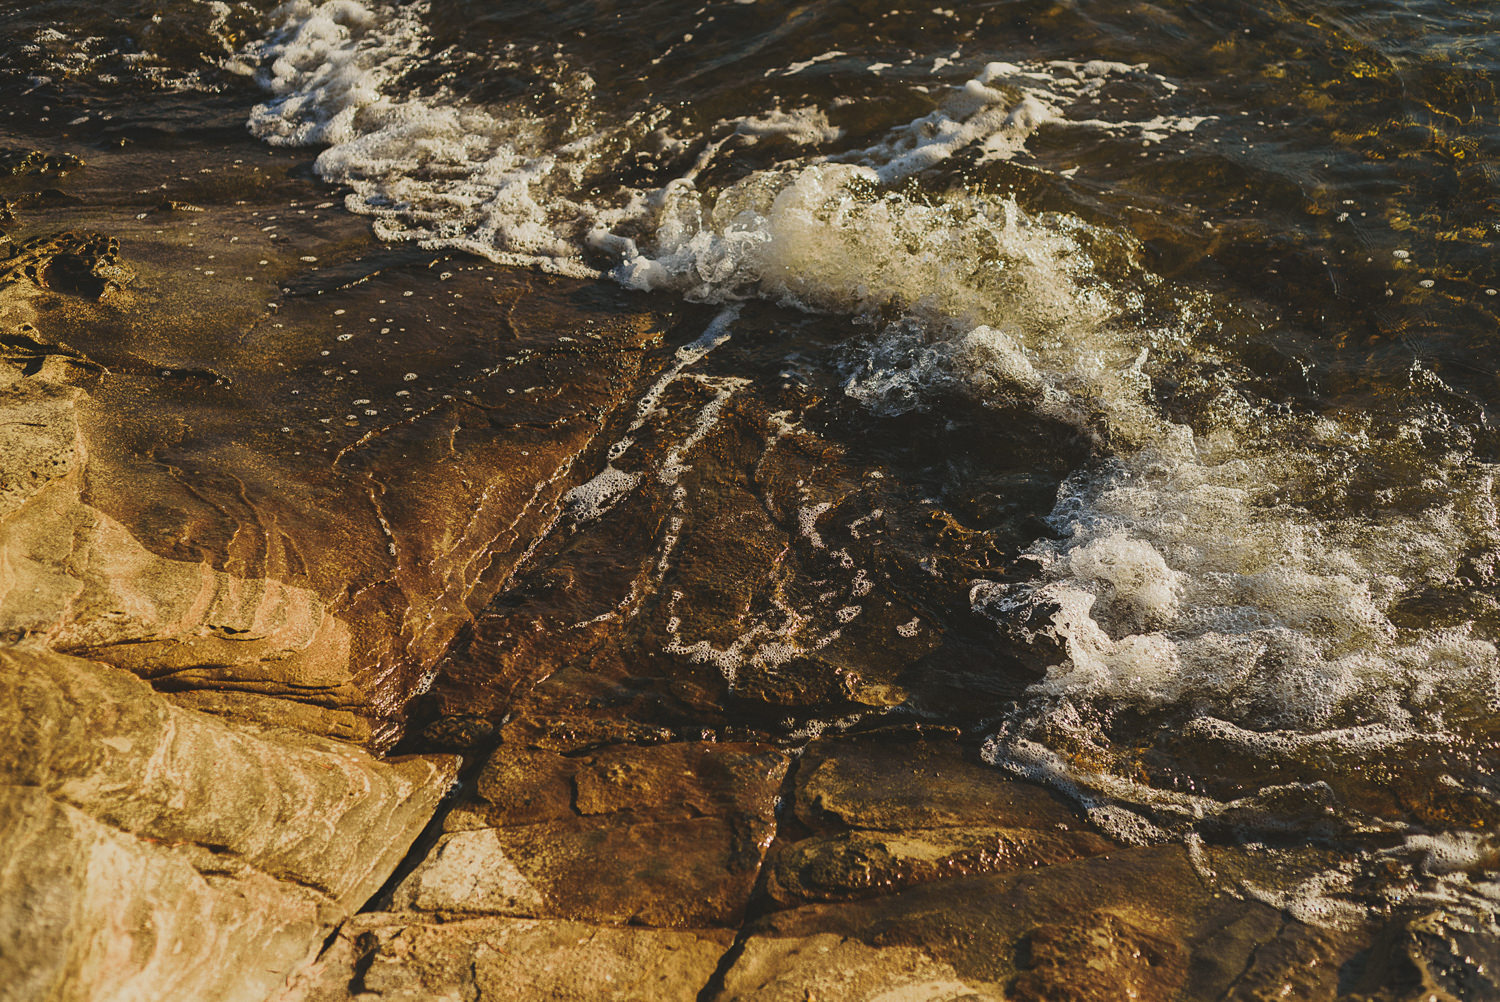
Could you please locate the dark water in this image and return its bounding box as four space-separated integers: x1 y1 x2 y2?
5 0 1500 940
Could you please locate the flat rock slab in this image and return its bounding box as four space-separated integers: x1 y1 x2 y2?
718 933 1005 1002
0 648 457 1002
0 785 326 1002
766 824 1116 904
283 913 734 1002
395 736 789 928
762 734 1112 906
794 735 1081 832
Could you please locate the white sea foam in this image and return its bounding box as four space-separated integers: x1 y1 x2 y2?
244 0 607 275
241 1 1206 294
721 105 844 147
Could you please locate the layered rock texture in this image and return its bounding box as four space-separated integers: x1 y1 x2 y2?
0 648 456 1002
1 128 1480 1002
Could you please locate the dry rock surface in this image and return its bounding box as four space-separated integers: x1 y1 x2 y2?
0 647 457 1002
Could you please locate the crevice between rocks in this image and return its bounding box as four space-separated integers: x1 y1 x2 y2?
695 744 810 1002
360 748 488 914
1213 914 1288 1002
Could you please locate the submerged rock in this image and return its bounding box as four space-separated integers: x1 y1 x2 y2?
718 933 1006 1002
0 193 679 745
0 124 1445 1002
395 736 789 928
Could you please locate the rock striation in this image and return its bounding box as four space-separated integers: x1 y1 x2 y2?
0 647 456 1002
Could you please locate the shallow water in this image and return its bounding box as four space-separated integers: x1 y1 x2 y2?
6 0 1500 945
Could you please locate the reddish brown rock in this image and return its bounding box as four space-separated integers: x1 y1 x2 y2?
720 845 1280 1002
767 825 1115 905
395 736 789 928
794 735 1084 832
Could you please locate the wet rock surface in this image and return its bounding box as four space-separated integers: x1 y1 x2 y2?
0 98 1457 1002
394 737 788 927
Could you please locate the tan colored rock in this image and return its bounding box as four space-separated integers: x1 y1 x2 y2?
0 364 79 520
717 933 1004 1002
281 913 733 1002
390 828 548 916
0 786 325 1002
0 648 458 1002
0 365 358 727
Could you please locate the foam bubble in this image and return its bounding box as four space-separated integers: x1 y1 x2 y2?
564 465 641 522
721 106 843 147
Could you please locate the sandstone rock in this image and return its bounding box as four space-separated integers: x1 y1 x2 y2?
717 933 1005 1002
0 130 1402 1002
417 314 992 740
281 913 733 1002
1010 909 1187 1002
0 209 678 745
794 736 1082 832
0 648 457 1002
721 845 1281 1001
0 785 326 1002
763 734 1110 906
1216 919 1362 1002
0 362 78 519
394 816 766 927
394 737 788 928
1333 910 1499 1002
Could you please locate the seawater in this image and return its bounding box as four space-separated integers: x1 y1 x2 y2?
8 0 1500 933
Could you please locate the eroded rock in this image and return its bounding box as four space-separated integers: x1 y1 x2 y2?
0 785 326 1002
767 825 1115 905
762 734 1111 905
282 914 733 1002
794 736 1083 832
718 933 1005 1002
0 204 679 745
1010 909 1187 1002
0 648 457 1002
719 844 1281 1001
